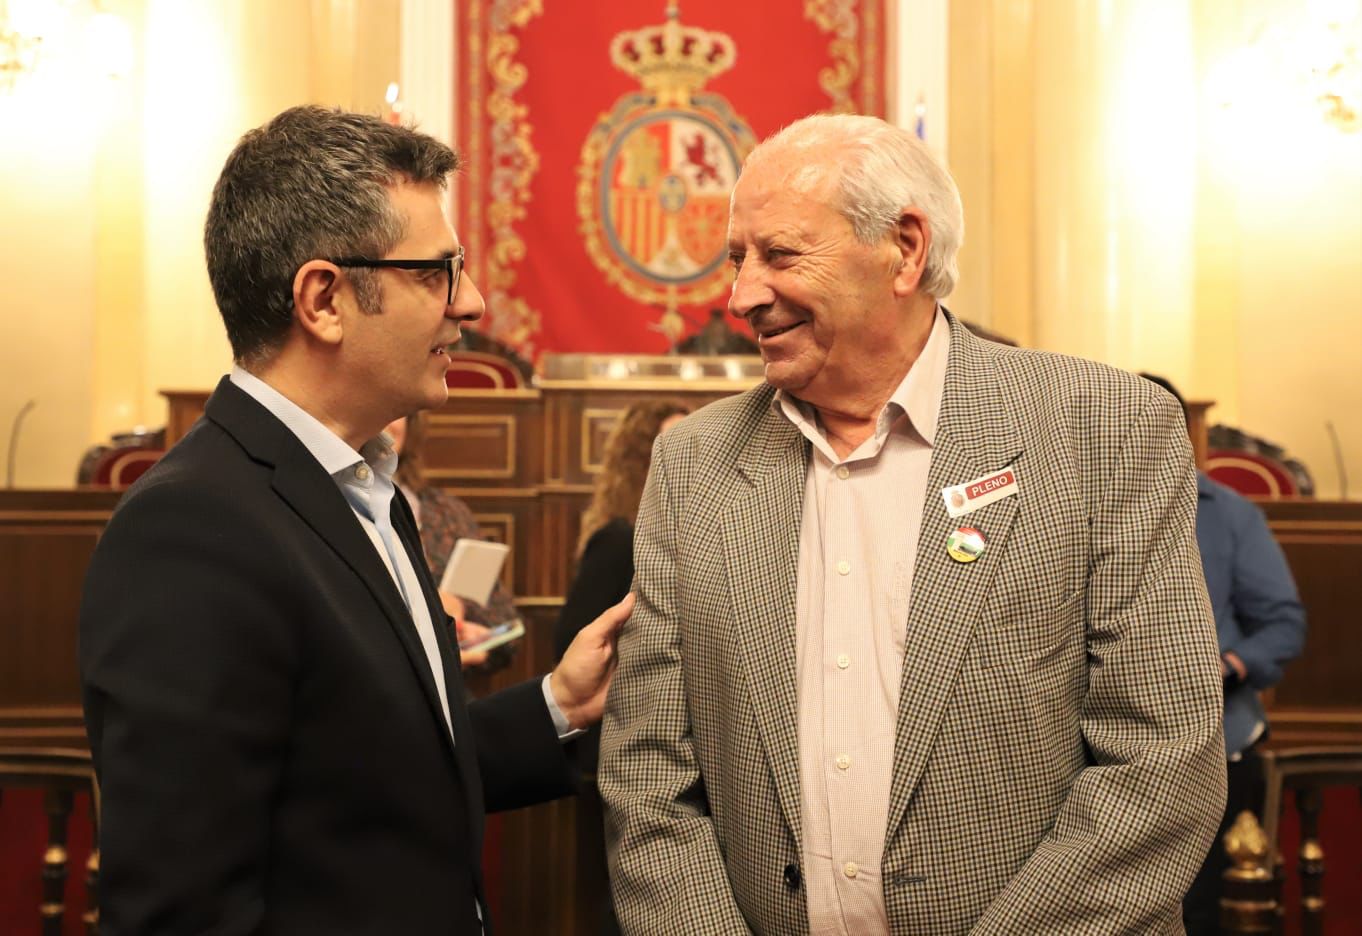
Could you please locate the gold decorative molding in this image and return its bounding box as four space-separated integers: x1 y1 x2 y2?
472 511 517 589
805 0 860 113
801 0 882 115
580 407 625 474
481 0 544 355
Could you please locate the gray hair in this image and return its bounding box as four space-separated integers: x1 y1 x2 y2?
204 105 460 364
746 113 964 298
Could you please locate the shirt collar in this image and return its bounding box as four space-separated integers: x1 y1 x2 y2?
772 305 950 447
228 365 396 481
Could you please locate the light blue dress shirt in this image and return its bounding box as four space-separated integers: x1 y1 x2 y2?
228 367 577 740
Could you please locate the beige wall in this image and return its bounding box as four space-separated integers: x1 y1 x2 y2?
0 0 398 487
949 0 1362 498
4 1 1357 496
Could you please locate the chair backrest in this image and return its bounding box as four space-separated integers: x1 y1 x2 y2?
1205 450 1300 498
88 446 163 490
106 450 162 489
0 748 100 935
1219 746 1362 934
445 351 529 390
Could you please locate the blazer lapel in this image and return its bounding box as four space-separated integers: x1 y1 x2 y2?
391 494 483 824
204 378 461 766
884 314 1025 844
722 398 808 841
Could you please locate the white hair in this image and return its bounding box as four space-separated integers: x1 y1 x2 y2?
746 113 965 298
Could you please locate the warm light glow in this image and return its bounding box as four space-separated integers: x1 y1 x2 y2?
1 1 134 88
85 9 133 79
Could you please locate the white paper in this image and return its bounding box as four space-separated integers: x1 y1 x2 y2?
438 539 510 606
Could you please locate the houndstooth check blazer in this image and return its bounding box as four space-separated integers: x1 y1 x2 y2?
600 311 1227 935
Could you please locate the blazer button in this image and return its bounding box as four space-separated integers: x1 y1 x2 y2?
783 863 801 890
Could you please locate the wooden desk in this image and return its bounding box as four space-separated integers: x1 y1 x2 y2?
0 489 120 749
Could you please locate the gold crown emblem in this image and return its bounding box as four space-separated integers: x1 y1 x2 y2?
610 3 737 107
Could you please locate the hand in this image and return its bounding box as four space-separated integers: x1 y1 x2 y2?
1222 651 1247 683
439 589 467 622
549 593 635 730
457 621 492 669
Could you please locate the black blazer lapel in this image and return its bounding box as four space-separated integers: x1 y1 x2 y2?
203 377 461 766
391 491 486 843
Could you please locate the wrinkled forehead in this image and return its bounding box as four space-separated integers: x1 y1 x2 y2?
733 142 845 207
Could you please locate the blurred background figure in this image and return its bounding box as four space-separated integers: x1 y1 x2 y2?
1141 373 1308 935
553 399 689 935
388 411 520 670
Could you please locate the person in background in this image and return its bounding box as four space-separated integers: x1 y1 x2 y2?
553 398 689 936
387 411 518 669
1139 373 1307 935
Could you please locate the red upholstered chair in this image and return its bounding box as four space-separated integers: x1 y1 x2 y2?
0 748 100 935
445 351 528 390
88 447 163 490
1205 450 1299 499
107 449 162 489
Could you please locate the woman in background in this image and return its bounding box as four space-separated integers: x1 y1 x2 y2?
387 411 519 670
553 399 689 935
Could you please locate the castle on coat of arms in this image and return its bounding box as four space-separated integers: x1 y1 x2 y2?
577 3 756 342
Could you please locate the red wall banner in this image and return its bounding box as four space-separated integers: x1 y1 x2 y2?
455 0 888 359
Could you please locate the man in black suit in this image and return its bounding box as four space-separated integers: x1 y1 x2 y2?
79 105 632 934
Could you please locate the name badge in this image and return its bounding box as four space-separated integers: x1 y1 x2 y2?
941 466 1019 518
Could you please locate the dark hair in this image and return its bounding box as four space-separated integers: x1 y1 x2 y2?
204 106 460 364
578 400 690 557
1138 372 1189 426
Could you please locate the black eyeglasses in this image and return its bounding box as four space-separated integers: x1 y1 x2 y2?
329 246 464 306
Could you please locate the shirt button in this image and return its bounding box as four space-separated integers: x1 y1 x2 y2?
355 464 371 481
836 653 850 669
836 559 850 575
843 862 859 879
836 465 850 480
835 754 851 770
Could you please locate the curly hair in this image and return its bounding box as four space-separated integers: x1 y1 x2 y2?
577 400 690 558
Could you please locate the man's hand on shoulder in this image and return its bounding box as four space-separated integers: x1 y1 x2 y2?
549 593 634 730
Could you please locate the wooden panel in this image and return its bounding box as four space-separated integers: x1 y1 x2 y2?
442 486 541 597
0 490 120 749
1261 499 1362 745
545 386 742 487
161 390 210 446
580 407 623 475
425 414 517 479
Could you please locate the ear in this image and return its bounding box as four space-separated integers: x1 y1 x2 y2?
891 208 931 298
292 260 347 346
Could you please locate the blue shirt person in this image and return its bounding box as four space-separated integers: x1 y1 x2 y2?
1140 372 1307 935
1195 472 1307 756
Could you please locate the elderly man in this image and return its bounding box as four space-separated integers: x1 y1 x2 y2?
601 113 1225 934
81 106 630 934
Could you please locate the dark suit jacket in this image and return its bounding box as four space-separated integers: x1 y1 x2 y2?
80 377 574 935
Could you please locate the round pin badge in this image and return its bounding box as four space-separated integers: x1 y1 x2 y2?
946 526 986 563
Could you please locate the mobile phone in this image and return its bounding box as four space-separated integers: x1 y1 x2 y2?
459 618 525 655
